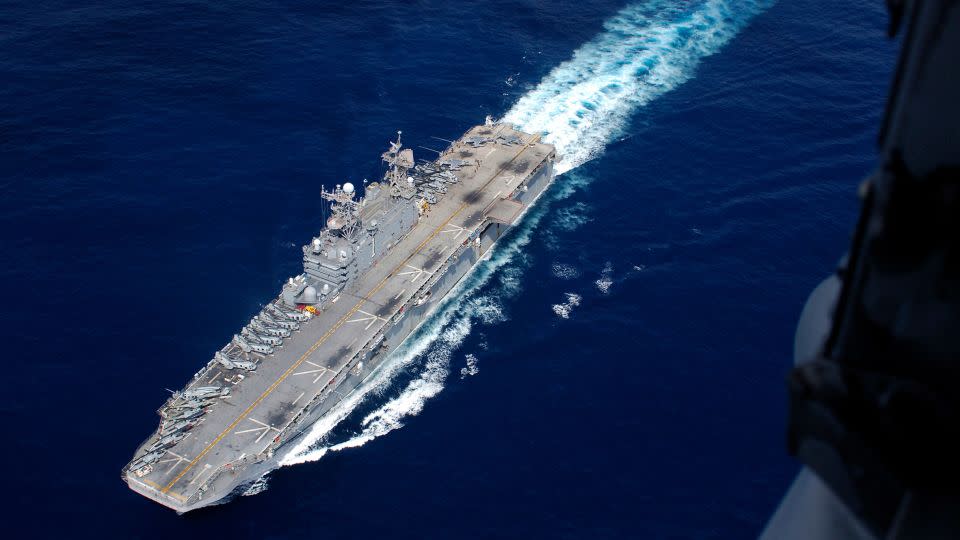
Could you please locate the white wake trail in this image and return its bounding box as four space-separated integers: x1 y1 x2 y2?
281 0 770 469
503 0 772 174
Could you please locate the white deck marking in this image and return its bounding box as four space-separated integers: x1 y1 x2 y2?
293 359 331 383
293 360 327 377
234 418 281 444
291 391 305 405
396 264 432 283
440 224 467 239
208 372 222 384
188 464 213 486
258 437 275 456
158 451 190 473
346 309 388 330
393 288 406 300
292 367 326 375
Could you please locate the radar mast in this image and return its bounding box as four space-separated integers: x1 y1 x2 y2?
381 131 416 199
320 183 360 237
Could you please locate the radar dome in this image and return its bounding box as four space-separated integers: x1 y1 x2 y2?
343 182 355 194
301 286 318 304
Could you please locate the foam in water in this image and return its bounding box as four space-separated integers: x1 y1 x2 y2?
552 201 592 232
502 0 772 174
460 354 479 379
552 292 583 319
596 261 614 294
552 262 581 280
281 0 770 470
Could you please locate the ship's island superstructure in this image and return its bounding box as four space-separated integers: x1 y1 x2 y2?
123 121 555 512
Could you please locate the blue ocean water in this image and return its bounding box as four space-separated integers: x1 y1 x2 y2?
1 1 895 538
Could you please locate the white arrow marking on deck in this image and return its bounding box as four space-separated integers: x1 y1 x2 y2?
293 360 331 384
346 309 387 330
396 264 432 283
440 224 467 239
158 451 190 473
234 418 280 444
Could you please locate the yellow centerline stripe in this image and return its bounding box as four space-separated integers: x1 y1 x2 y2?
162 132 538 496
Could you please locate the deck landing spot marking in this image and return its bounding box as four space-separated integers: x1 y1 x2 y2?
293 360 331 384
346 309 388 330
158 450 190 473
396 264 433 283
440 224 467 239
234 418 281 444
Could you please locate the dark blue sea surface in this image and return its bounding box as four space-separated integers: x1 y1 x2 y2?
1 1 895 537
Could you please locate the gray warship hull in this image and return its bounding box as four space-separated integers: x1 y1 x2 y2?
124 123 555 512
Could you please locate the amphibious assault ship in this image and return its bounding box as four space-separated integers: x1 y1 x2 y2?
123 120 555 512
